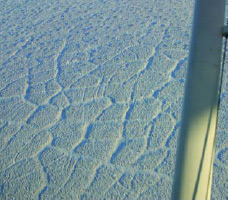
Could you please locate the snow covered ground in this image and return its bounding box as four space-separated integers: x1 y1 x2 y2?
0 0 227 199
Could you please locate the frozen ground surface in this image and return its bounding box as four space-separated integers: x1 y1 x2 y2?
0 0 227 199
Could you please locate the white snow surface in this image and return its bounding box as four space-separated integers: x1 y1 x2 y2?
0 0 227 199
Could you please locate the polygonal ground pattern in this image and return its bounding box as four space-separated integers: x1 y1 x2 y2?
0 0 227 199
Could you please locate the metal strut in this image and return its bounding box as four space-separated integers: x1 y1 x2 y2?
171 0 226 200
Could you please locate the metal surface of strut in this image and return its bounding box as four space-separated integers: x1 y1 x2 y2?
172 0 226 200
